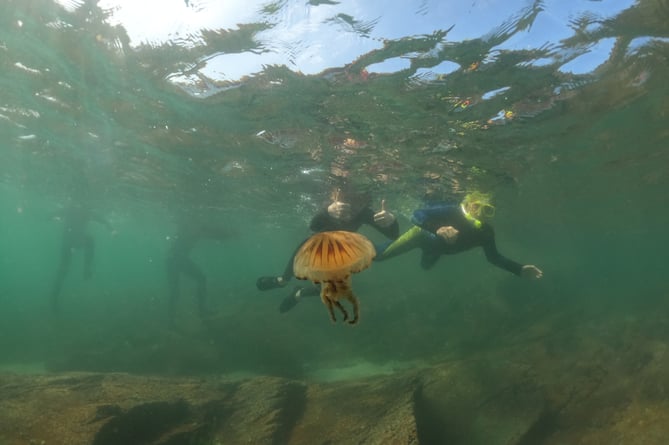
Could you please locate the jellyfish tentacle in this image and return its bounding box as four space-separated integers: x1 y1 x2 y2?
344 291 359 325
327 303 337 323
321 282 338 323
336 279 359 325
333 300 349 321
323 295 337 323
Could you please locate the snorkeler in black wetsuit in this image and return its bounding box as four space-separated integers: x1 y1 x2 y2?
376 191 543 279
256 186 399 312
50 203 114 312
166 221 233 326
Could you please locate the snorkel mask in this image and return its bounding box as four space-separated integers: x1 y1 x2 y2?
461 191 495 228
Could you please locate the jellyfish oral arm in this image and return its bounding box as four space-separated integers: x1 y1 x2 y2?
321 278 360 325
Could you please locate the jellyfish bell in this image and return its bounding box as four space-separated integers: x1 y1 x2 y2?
293 231 375 325
294 230 374 281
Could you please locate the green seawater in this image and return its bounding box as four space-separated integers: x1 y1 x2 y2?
0 0 667 386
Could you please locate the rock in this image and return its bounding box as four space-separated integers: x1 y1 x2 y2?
289 373 419 445
13 333 669 445
0 372 303 445
0 360 545 445
413 359 546 445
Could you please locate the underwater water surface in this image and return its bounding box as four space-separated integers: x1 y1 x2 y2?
0 0 668 442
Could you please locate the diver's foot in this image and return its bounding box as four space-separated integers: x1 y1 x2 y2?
279 287 303 313
256 276 286 291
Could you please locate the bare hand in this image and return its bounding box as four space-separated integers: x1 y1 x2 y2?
521 265 543 279
328 200 352 221
436 225 459 244
373 199 396 228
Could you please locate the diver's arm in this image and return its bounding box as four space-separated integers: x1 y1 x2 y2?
309 208 332 232
481 230 523 276
369 207 399 239
204 226 237 241
521 265 543 279
377 218 400 240
91 213 114 232
357 206 399 239
371 200 399 239
436 226 459 244
48 208 66 222
327 200 351 220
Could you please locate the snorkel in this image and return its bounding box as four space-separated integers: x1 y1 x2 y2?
461 191 494 229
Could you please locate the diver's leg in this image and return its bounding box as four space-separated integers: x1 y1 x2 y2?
182 259 207 318
256 238 307 291
281 241 305 281
420 253 441 270
279 282 320 313
83 235 95 280
375 226 426 262
50 243 73 311
166 258 180 326
419 236 443 269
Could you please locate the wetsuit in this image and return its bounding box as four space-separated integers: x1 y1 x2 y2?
376 203 523 276
278 206 400 281
166 223 231 324
50 205 111 311
260 205 399 312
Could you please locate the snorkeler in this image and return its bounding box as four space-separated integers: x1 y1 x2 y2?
166 219 234 326
255 185 399 313
49 202 115 312
375 191 543 278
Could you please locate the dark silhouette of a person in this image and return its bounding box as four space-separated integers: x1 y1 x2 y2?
50 203 113 311
166 220 232 326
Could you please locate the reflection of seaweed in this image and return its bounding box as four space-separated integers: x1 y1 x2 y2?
200 23 271 55
567 11 605 38
3 0 666 231
484 0 545 43
661 0 669 15
308 0 339 5
259 0 287 16
325 13 380 37
416 0 430 16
